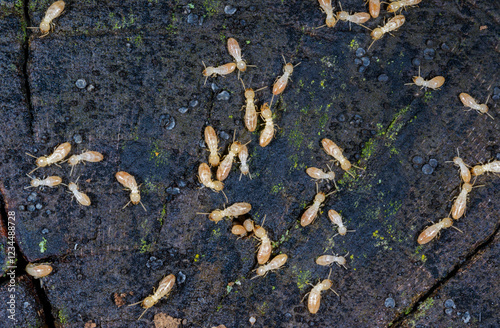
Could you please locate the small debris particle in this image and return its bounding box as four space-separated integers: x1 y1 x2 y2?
356 48 366 57
224 5 237 15
42 228 49 234
84 322 97 328
86 84 95 92
146 256 164 270
462 311 471 323
444 299 456 309
211 326 226 328
187 14 198 24
166 186 181 195
217 90 231 101
113 293 128 307
73 134 83 144
479 25 487 30
219 131 231 140
422 164 434 175
384 297 396 308
444 308 453 315
75 79 87 89
361 56 371 67
160 114 176 130
154 313 182 328
249 316 256 325
178 107 188 114
211 82 219 91
177 271 187 284
35 203 43 210
378 74 389 82
189 100 199 107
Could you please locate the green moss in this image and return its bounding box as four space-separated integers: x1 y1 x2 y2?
295 268 312 291
423 91 433 103
415 298 434 319
58 308 69 324
270 183 284 194
158 204 167 225
149 140 169 167
203 0 220 17
139 239 152 253
39 237 47 253
287 127 305 149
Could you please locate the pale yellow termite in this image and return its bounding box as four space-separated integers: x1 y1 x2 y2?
321 138 356 177
25 263 53 279
28 1 65 38
199 202 252 223
198 162 224 192
301 187 334 227
387 0 422 13
129 274 175 320
254 217 272 264
328 209 352 236
369 15 405 49
451 182 472 220
238 142 251 180
67 151 104 175
227 38 247 72
243 219 255 232
406 68 445 90
202 62 236 85
368 0 380 18
471 160 500 176
417 217 453 245
115 171 146 211
271 56 300 106
205 126 220 167
317 0 337 28
306 273 339 314
459 93 493 119
217 141 243 181
254 254 288 277
259 103 275 147
316 253 348 269
25 175 62 189
67 182 91 206
336 2 370 28
231 224 248 237
305 166 338 188
26 142 71 174
240 79 267 132
452 155 471 183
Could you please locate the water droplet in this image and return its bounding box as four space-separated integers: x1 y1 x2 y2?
224 5 237 15
384 297 396 308
422 164 434 175
75 79 87 89
217 90 230 101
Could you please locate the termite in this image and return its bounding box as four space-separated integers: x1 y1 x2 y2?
205 126 220 167
227 38 248 72
271 56 299 106
369 15 405 49
254 217 272 264
417 217 453 245
317 0 337 28
231 224 248 237
336 3 370 28
115 171 146 211
28 1 65 38
316 253 348 269
259 103 275 147
240 79 267 132
202 62 236 85
67 151 104 175
67 181 91 206
129 274 175 320
217 140 242 182
387 0 422 13
243 218 255 232
254 254 288 277
301 187 334 227
26 263 53 279
305 272 339 314
199 202 252 223
238 142 251 180
451 182 472 220
450 150 471 183
459 93 493 119
26 142 71 174
367 0 380 18
198 163 224 192
328 209 353 236
25 175 62 189
405 67 445 90
471 160 500 176
321 138 356 177
306 165 338 188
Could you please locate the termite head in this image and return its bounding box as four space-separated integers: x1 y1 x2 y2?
326 14 337 27
30 178 41 187
141 296 156 309
322 279 333 289
209 210 224 222
340 161 351 171
68 155 79 166
413 76 424 85
254 226 266 238
209 154 220 167
462 183 472 193
68 182 78 192
130 191 141 204
338 226 347 235
40 21 51 34
314 192 326 203
261 104 272 119
36 157 49 167
230 141 242 154
478 104 488 114
256 266 266 276
244 88 255 99
237 60 247 72
442 217 453 228
452 157 462 166
211 180 224 191
370 27 383 40
337 11 348 21
202 66 214 77
471 165 484 176
284 63 294 74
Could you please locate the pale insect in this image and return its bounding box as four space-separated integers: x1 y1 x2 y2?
199 202 252 223
405 67 445 90
217 140 242 181
115 171 146 211
240 79 267 132
368 0 380 18
301 186 334 227
238 142 251 180
28 1 65 38
259 103 276 147
26 263 53 279
254 254 288 277
471 160 500 176
205 126 220 167
459 93 493 119
317 0 337 28
449 150 471 183
336 2 370 28
417 217 453 245
198 163 224 192
227 38 248 72
328 209 353 236
202 62 236 85
306 272 339 314
306 165 338 188
254 216 272 264
369 15 405 49
129 274 175 320
26 142 71 174
243 219 255 232
321 138 356 177
387 0 423 13
67 151 104 175
271 56 300 106
25 175 62 189
451 182 472 220
316 253 348 269
231 224 248 237
67 182 91 206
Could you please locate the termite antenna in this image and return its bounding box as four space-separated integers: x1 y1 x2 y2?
28 166 41 175
221 190 228 203
25 152 37 159
202 61 209 85
345 170 356 178
140 201 147 212
315 24 327 30
352 164 365 170
122 200 132 209
128 301 142 307
255 86 268 92
367 39 377 51
137 308 149 320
